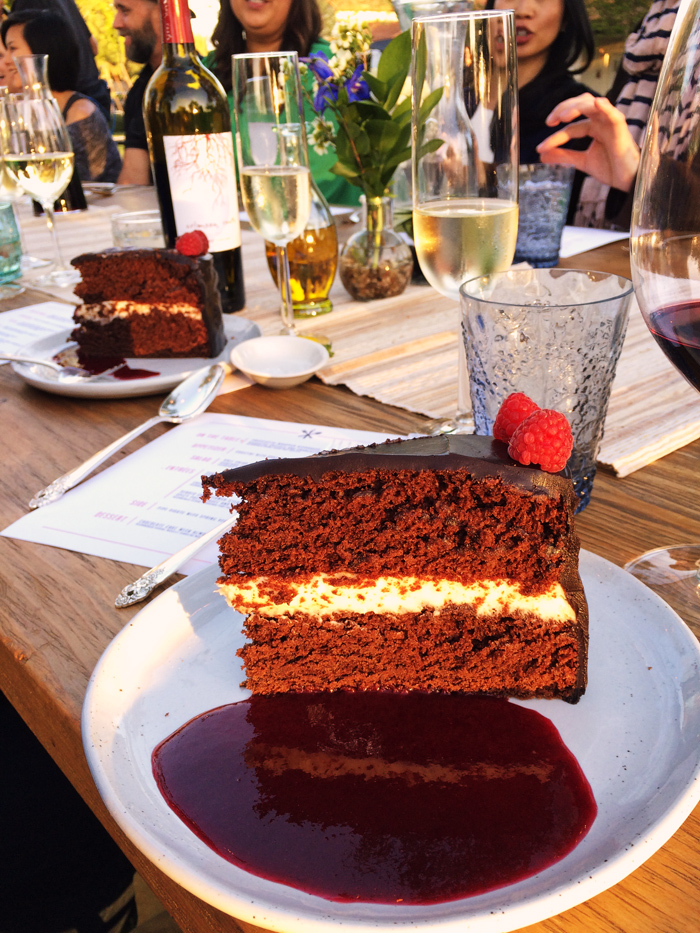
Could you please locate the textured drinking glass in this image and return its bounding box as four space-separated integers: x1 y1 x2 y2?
0 200 22 282
514 164 575 267
111 210 166 248
460 268 633 511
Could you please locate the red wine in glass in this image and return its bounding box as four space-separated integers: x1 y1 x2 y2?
647 299 700 391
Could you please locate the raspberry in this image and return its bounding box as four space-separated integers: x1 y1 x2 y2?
507 409 573 473
175 230 209 256
493 392 540 443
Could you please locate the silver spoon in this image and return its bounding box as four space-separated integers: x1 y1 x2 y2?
28 362 227 509
2 354 114 384
115 515 234 607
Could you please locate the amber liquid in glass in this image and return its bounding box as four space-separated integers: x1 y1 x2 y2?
265 222 338 317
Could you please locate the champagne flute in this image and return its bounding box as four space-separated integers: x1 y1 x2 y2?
411 10 519 433
625 0 700 624
0 95 79 287
232 52 314 337
0 87 51 272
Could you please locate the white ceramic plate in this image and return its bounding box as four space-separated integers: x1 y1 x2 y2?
10 316 261 398
82 551 700 933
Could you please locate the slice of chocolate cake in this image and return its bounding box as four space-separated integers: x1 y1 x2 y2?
202 435 588 702
71 248 226 358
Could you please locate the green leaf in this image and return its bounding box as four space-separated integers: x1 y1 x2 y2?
350 101 390 123
391 96 411 124
365 119 401 155
417 138 445 159
414 29 427 100
376 29 411 85
418 86 443 124
330 161 360 179
363 73 387 105
382 147 412 173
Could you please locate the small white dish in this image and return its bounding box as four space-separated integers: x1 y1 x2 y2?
231 335 330 388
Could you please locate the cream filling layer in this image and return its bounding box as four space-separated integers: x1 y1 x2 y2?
220 574 576 621
78 300 201 321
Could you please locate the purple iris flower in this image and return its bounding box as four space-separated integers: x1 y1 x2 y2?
346 63 370 103
304 51 334 82
313 82 339 113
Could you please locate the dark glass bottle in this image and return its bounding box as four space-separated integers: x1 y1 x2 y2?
143 0 245 312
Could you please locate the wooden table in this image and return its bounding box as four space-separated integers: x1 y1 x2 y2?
1 238 699 933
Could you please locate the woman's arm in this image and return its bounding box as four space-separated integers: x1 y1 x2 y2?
536 93 640 193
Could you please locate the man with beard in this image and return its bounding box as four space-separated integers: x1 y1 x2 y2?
114 0 162 184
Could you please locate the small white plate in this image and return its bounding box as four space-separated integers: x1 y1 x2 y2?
82 551 700 933
10 316 260 398
231 335 330 388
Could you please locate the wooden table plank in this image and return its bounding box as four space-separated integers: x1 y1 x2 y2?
2 265 699 933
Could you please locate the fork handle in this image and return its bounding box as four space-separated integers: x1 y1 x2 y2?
115 516 234 607
29 414 165 509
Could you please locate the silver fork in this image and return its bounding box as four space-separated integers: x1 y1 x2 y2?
115 515 234 607
2 354 119 383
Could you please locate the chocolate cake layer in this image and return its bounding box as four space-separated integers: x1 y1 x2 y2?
202 435 588 702
71 248 226 358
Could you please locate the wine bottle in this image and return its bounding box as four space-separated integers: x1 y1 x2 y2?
144 0 245 313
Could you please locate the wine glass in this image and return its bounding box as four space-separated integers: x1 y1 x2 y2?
0 95 79 287
411 10 518 433
232 51 322 342
626 0 700 624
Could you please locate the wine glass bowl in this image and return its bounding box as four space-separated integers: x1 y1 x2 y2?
0 95 79 287
410 10 519 431
627 0 700 622
233 52 313 336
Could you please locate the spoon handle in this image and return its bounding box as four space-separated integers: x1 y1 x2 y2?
28 414 165 509
2 353 63 371
115 516 234 608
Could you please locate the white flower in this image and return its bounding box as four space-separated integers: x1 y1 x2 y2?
330 49 353 75
310 116 335 156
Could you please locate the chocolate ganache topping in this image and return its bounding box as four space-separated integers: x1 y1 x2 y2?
202 434 574 502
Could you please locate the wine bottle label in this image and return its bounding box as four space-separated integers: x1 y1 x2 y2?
159 0 195 44
163 132 241 251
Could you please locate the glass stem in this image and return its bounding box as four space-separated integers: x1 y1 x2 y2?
43 200 68 271
277 244 296 333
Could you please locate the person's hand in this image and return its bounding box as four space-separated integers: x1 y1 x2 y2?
536 93 641 192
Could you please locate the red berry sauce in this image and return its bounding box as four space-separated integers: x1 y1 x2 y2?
152 692 596 904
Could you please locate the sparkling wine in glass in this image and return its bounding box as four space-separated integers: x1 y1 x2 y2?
411 10 519 432
627 0 700 623
0 95 79 287
233 52 325 342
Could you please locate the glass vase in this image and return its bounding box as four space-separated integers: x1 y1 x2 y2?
265 177 338 317
339 195 413 301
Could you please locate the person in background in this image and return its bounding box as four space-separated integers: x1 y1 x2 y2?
1 10 122 184
538 0 679 228
207 0 360 206
12 0 113 123
112 0 162 186
487 0 597 163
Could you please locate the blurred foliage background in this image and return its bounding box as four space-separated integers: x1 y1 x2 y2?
9 0 654 110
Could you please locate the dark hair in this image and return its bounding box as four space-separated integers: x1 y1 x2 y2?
485 0 594 75
1 10 80 90
211 0 323 92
